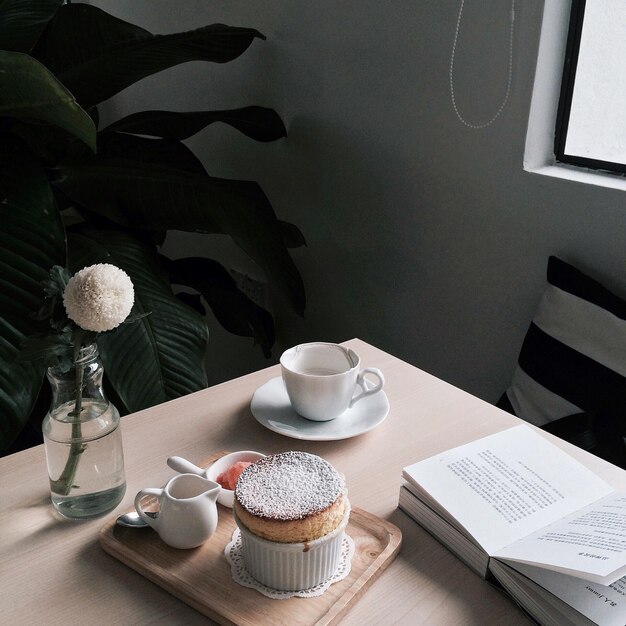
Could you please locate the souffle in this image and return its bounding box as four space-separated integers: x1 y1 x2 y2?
234 451 348 543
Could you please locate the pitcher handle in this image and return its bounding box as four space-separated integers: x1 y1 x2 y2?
134 488 162 529
349 367 385 408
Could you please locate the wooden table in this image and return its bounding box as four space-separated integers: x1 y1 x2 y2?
2 339 626 625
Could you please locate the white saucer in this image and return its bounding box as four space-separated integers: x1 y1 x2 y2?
250 376 389 441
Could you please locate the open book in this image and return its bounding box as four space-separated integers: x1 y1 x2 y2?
399 425 626 626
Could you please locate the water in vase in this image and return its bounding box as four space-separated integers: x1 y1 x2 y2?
43 399 126 519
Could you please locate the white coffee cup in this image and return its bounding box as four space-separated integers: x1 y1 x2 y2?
280 342 385 421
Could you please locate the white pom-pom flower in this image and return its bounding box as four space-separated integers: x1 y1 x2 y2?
63 264 134 333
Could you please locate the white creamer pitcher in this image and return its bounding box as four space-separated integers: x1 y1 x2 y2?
134 473 220 549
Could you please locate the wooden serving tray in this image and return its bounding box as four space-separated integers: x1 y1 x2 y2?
100 452 402 625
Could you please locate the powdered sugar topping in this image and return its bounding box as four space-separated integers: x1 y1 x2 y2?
235 451 344 520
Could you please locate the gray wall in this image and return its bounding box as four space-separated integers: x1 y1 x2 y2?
92 0 626 402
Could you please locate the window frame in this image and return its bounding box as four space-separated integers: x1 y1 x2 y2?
553 0 626 175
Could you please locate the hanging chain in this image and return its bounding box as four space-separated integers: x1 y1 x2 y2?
449 0 516 129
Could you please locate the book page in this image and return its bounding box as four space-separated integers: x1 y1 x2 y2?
402 425 613 554
508 561 626 626
495 492 626 585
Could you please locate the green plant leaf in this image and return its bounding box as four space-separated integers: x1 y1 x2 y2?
165 256 275 357
0 137 66 452
0 0 63 52
102 107 287 143
0 50 96 151
67 226 209 412
32 3 265 109
97 132 207 175
10 119 91 167
279 221 307 249
17 328 73 369
54 136 306 314
96 129 305 250
175 292 206 317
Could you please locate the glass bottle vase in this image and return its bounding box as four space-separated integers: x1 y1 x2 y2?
42 344 126 519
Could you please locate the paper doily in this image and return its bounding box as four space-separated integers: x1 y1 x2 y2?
224 528 355 599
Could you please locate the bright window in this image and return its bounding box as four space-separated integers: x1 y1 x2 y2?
524 0 626 191
555 0 626 174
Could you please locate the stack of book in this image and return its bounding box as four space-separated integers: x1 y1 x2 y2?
398 425 626 626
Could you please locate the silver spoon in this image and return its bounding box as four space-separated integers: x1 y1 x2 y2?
115 510 155 528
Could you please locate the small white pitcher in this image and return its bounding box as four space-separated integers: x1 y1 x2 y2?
134 473 220 549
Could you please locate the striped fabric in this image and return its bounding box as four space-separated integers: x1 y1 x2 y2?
501 256 626 427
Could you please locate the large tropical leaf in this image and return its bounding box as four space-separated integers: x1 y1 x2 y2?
96 132 207 174
67 227 208 412
165 257 275 357
0 0 63 52
280 221 307 249
102 107 287 143
32 3 264 109
10 119 91 167
54 135 306 314
0 50 96 151
0 138 66 451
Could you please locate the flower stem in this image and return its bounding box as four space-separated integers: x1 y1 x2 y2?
50 343 86 496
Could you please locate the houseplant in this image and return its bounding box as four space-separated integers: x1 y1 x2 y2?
0 1 305 454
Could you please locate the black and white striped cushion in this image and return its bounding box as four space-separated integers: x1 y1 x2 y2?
502 256 626 427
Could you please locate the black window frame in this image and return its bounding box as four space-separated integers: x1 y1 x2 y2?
554 0 626 175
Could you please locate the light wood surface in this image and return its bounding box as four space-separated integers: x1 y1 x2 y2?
100 452 402 625
2 339 626 625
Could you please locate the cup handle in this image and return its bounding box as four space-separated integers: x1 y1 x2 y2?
134 488 163 529
350 367 385 408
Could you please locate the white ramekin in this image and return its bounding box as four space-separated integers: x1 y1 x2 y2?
235 501 350 591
